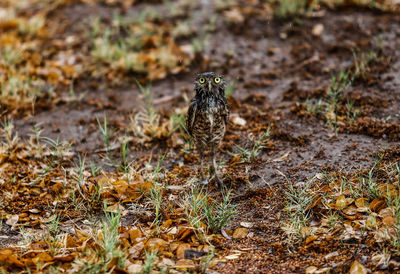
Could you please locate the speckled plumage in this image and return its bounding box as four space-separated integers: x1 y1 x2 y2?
186 72 229 186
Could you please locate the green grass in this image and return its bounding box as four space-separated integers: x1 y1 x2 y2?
282 178 318 244
97 113 112 153
183 186 236 235
232 128 270 163
143 251 158 274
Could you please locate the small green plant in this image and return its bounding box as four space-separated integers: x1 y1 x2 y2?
97 113 112 153
361 166 381 199
183 186 236 235
73 155 86 186
89 182 103 211
47 214 60 239
130 81 165 142
18 14 45 36
45 213 61 256
200 247 216 272
233 128 270 163
353 49 378 79
68 82 85 102
143 251 157 274
41 136 71 164
192 28 209 53
120 137 129 173
73 204 125 272
225 81 235 97
282 179 317 244
148 155 166 230
327 70 352 114
149 182 163 229
90 161 101 177
19 226 33 246
275 0 312 18
345 100 361 124
0 45 22 66
203 189 236 233
303 97 323 115
1 119 19 149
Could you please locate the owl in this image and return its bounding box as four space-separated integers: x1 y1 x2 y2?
186 72 229 187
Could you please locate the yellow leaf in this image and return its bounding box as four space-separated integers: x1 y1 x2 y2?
232 228 248 239
349 260 368 274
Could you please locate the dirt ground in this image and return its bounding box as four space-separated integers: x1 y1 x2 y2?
1 0 400 273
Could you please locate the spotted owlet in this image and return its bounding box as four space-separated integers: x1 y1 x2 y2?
186 72 229 187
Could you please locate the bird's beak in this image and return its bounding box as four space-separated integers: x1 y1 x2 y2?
208 81 212 91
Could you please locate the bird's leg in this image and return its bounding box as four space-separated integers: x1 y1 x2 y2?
212 149 223 188
199 150 208 185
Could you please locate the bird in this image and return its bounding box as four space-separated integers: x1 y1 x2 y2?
186 72 229 187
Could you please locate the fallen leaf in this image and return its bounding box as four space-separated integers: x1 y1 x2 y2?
225 252 241 260
349 260 368 274
231 116 246 126
355 198 368 208
129 228 143 243
176 243 191 259
382 216 396 226
145 238 168 252
127 263 143 273
370 198 386 212
6 215 19 226
240 222 253 228
232 228 248 239
305 235 318 245
305 266 318 273
312 24 324 36
174 259 195 270
129 241 144 258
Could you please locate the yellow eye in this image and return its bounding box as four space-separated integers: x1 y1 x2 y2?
199 77 205 83
214 77 221 83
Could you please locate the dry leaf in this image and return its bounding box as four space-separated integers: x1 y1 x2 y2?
349 260 368 274
176 243 191 259
312 24 324 36
6 215 19 226
232 228 248 239
145 238 168 252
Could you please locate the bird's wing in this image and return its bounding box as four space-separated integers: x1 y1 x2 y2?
186 100 197 136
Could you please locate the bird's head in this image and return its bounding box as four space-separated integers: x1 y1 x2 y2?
194 72 226 96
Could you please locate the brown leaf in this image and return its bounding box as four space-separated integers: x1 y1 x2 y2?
349 260 368 274
145 238 168 252
355 198 368 208
232 228 248 239
342 205 357 216
176 243 191 259
305 235 318 245
0 249 24 267
129 228 143 243
32 252 53 265
336 195 347 210
379 208 393 218
382 216 396 227
370 198 386 212
305 266 318 273
6 215 19 226
174 259 195 270
129 241 144 258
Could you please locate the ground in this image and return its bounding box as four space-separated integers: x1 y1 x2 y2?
1 0 400 273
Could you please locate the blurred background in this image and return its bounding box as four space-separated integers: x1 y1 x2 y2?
1 0 399 118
